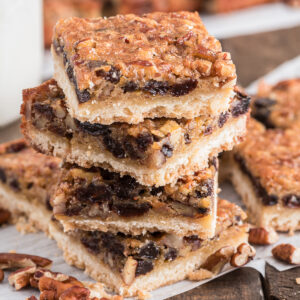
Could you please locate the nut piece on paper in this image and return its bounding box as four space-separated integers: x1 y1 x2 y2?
249 227 279 245
272 244 300 265
8 266 36 290
230 243 256 267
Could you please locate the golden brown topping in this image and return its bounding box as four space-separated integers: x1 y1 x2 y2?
0 253 52 269
230 243 256 267
272 243 300 265
249 227 278 245
8 266 36 290
54 12 235 90
235 118 300 199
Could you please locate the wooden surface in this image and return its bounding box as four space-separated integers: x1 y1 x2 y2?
0 25 300 300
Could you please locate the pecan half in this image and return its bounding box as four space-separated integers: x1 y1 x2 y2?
0 269 4 282
0 209 11 225
272 244 300 265
202 246 235 274
230 243 256 267
0 253 52 269
59 286 91 300
8 266 36 290
249 227 278 245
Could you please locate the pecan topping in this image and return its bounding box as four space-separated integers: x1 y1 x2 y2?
272 244 300 265
8 266 36 290
249 227 278 245
230 243 256 267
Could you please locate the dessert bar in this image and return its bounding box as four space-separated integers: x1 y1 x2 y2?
0 140 60 233
52 12 236 124
49 199 249 296
230 119 300 232
252 79 300 129
21 79 249 186
53 159 217 238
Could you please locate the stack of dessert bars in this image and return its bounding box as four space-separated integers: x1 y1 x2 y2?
20 12 251 296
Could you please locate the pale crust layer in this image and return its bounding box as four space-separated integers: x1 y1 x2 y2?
22 115 247 186
49 221 248 296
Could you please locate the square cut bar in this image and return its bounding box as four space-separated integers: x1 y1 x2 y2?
0 139 61 233
252 78 300 129
21 79 249 186
53 159 218 238
229 119 300 232
52 11 236 125
49 198 249 297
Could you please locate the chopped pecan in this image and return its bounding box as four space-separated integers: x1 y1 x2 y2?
230 243 256 267
0 209 10 225
58 286 91 300
0 253 52 269
249 227 278 245
272 244 300 265
122 256 138 285
8 266 36 290
187 268 213 281
0 269 4 282
201 246 235 274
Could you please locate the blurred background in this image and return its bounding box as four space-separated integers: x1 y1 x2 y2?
0 0 299 132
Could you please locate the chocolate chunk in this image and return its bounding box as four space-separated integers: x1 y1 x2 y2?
164 248 177 261
33 103 54 120
75 88 91 103
75 120 110 136
5 141 27 153
112 201 151 217
124 138 144 160
99 168 115 181
138 242 159 260
136 133 154 151
231 92 251 117
169 79 198 97
10 179 20 191
197 207 209 214
150 186 164 196
81 233 101 254
96 66 121 84
103 136 126 158
161 144 173 158
195 179 213 198
66 64 75 82
218 112 229 128
282 194 300 208
184 235 202 251
0 168 6 183
184 133 192 144
252 97 276 128
65 205 82 216
101 233 125 256
143 80 169 96
122 81 139 93
27 182 34 189
76 182 112 204
113 175 138 199
135 260 153 276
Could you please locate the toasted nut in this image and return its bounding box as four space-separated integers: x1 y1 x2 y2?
187 268 213 281
249 227 278 245
0 253 52 269
30 268 70 288
8 266 36 290
230 243 256 267
202 246 235 274
0 269 4 282
272 244 300 265
59 286 90 300
122 257 137 285
0 209 11 225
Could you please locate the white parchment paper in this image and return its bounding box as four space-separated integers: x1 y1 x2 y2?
2 57 300 300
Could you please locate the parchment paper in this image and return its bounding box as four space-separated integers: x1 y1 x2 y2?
1 56 300 300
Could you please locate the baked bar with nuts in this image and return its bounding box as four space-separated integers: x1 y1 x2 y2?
21 79 249 186
252 79 300 129
229 119 300 232
53 159 217 238
0 139 61 233
49 198 249 297
52 11 236 125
